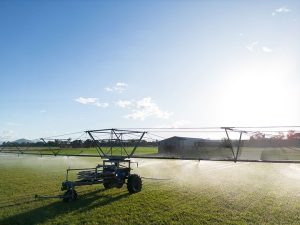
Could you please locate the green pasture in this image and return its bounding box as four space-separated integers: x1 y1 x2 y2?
1 146 158 157
1 154 300 224
3 146 300 162
190 147 300 161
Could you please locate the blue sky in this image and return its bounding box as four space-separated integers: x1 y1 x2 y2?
0 0 299 140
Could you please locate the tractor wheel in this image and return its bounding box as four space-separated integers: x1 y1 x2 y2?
103 182 114 189
116 182 124 189
127 174 142 194
104 181 124 189
62 189 77 203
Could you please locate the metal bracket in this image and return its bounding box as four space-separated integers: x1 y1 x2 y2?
223 127 244 163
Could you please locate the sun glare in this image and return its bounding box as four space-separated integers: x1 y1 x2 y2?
214 58 298 125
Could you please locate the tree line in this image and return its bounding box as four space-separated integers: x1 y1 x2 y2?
1 139 158 148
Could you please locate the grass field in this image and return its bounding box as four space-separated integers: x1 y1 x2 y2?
1 154 300 224
3 146 300 162
0 146 158 157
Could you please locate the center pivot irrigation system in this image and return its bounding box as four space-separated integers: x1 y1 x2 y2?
38 129 147 202
1 126 300 202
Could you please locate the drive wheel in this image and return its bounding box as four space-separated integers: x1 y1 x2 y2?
62 189 77 203
127 174 142 194
116 182 124 189
103 182 114 189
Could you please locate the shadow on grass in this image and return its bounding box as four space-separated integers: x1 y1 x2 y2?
0 199 37 210
0 189 130 225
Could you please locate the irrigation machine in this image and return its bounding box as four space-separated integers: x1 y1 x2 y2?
4 126 300 202
37 129 146 202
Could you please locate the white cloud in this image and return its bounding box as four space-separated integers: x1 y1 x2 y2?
75 97 98 104
40 109 47 113
121 97 173 120
115 82 128 92
116 100 132 108
0 130 14 140
75 97 109 108
246 41 259 52
272 7 291 16
105 87 113 92
262 46 272 53
95 102 109 107
246 42 273 53
105 82 128 93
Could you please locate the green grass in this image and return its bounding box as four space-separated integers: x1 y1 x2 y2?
203 147 300 161
4 146 158 157
4 146 300 162
1 155 300 224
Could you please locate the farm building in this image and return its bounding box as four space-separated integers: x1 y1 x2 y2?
158 136 233 159
158 136 203 157
158 136 300 161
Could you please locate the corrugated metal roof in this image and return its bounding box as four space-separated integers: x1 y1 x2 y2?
159 136 205 142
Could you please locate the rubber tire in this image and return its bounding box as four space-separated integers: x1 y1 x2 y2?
127 174 142 194
63 189 77 203
103 181 124 189
103 182 114 189
116 182 124 189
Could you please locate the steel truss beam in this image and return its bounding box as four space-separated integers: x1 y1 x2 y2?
85 129 147 160
223 127 246 162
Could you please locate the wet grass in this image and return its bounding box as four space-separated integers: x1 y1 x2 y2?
2 147 158 157
1 155 300 224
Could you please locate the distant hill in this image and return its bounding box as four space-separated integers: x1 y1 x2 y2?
14 139 32 144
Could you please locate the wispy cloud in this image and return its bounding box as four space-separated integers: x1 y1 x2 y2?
105 87 113 92
105 82 128 93
75 97 109 108
246 42 273 53
40 109 47 113
246 41 259 52
262 46 272 53
117 97 172 120
116 100 132 108
272 7 291 16
115 82 128 92
0 130 14 140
